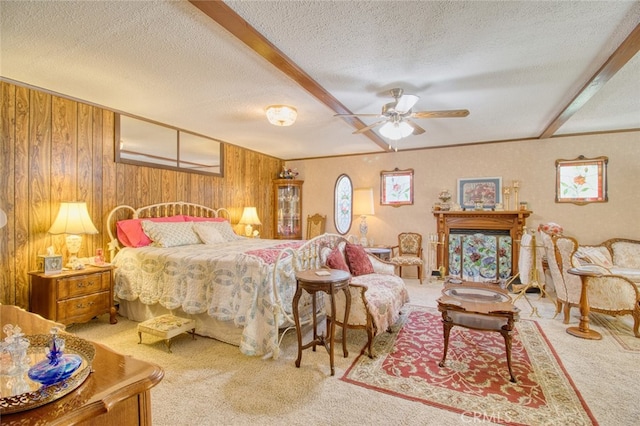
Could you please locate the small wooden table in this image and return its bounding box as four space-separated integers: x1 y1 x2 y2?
1 305 164 425
365 246 392 261
437 282 520 383
566 268 603 340
293 269 351 376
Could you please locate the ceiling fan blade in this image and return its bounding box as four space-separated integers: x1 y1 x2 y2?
411 109 470 118
405 119 426 135
334 113 382 117
353 119 387 134
395 94 420 113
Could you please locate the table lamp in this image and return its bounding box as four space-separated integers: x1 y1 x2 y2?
239 207 261 237
48 202 98 267
353 188 375 246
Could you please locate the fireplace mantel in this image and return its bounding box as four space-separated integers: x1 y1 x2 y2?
433 210 531 278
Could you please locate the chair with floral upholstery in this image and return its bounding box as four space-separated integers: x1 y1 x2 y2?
549 234 640 337
390 232 424 284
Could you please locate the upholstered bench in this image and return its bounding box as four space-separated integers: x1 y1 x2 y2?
137 314 196 353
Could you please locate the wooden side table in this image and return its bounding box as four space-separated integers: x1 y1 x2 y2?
365 246 392 261
437 282 520 383
29 266 117 325
293 269 351 376
566 268 603 340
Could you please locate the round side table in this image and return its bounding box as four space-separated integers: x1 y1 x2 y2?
293 268 351 376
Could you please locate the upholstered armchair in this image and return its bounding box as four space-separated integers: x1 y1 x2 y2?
549 235 640 337
390 232 424 284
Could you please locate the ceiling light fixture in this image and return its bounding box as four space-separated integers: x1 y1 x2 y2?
265 105 297 126
379 120 414 141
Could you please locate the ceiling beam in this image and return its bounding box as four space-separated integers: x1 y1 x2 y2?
539 23 640 139
189 0 390 151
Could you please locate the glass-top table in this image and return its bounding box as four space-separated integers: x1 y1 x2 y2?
437 282 520 383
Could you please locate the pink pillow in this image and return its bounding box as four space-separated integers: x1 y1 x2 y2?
326 246 349 272
117 215 186 248
184 216 228 222
345 243 374 276
538 222 564 236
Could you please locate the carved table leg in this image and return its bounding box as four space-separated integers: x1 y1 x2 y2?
567 275 602 340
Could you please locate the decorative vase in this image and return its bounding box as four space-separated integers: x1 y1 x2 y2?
28 327 82 386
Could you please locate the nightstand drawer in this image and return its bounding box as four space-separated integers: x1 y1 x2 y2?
58 271 110 299
57 291 112 323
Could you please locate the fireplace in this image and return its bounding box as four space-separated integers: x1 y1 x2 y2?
433 210 531 280
448 230 512 281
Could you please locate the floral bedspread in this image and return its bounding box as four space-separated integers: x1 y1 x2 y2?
113 239 303 356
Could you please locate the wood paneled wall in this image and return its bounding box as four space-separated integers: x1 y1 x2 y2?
0 81 283 308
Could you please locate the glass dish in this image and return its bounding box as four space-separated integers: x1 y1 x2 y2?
0 333 95 415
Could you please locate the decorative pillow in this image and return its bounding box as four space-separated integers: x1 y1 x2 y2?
193 223 226 245
141 221 201 247
326 246 349 272
191 220 241 242
117 215 186 248
185 216 228 223
538 222 563 236
345 243 374 276
581 246 613 268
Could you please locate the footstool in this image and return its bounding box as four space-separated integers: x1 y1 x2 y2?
137 314 196 353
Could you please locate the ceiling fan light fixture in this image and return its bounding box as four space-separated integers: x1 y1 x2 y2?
265 105 297 126
379 120 414 140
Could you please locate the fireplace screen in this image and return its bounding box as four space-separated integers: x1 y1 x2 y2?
448 232 512 281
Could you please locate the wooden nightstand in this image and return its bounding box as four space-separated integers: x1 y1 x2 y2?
29 266 117 325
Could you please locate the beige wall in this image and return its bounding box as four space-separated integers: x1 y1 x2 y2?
289 131 640 256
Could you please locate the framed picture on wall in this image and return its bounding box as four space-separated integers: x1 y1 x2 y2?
380 168 414 206
555 155 608 204
457 177 501 210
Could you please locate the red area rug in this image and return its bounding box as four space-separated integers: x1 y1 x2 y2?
342 305 597 425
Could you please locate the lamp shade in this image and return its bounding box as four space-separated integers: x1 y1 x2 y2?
353 188 375 216
379 120 414 140
48 202 98 235
265 105 297 126
239 207 262 225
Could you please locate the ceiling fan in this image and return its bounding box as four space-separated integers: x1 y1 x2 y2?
335 88 469 141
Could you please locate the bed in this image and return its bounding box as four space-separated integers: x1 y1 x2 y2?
107 201 407 359
107 201 319 358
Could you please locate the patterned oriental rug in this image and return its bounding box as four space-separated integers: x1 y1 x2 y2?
590 313 640 352
342 305 597 426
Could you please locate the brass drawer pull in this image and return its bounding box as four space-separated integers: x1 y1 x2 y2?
76 301 96 309
76 281 96 289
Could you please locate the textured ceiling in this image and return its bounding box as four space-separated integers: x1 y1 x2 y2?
1 1 639 160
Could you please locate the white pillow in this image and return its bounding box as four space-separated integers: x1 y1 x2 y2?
193 223 226 245
141 221 201 247
194 221 242 242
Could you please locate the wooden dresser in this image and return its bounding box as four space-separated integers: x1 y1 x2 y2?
1 305 164 425
29 266 117 325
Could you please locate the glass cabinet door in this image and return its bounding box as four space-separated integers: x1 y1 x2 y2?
273 179 303 239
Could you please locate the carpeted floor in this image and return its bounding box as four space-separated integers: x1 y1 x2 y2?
68 279 639 425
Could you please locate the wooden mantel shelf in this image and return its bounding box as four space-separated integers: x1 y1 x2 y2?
433 210 532 277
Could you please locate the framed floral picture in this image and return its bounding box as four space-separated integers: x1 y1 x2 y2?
380 168 413 206
457 177 501 210
555 155 608 204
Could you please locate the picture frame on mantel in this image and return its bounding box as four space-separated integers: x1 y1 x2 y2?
555 155 608 205
457 177 502 210
380 168 414 206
